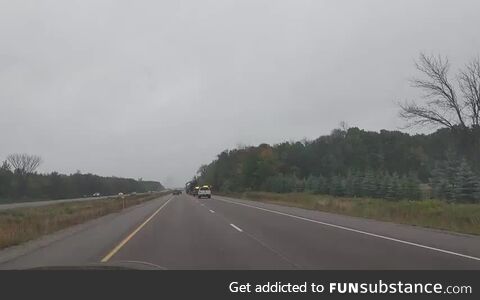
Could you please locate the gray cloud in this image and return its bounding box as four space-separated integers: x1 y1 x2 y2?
1 0 479 187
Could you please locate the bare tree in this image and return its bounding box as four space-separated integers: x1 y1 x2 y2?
458 57 480 128
400 53 480 129
6 153 42 175
339 121 350 132
197 164 208 177
1 160 11 171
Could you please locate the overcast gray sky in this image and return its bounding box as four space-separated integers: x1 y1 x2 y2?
1 0 479 187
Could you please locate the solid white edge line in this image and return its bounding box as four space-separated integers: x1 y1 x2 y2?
230 223 243 232
215 197 480 262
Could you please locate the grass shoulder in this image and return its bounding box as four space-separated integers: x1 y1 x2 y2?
0 191 170 250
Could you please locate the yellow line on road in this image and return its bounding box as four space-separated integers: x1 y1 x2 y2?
100 197 173 262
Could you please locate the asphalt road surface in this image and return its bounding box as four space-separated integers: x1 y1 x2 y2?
1 193 480 269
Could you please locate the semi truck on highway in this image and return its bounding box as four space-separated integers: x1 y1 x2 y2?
192 186 200 197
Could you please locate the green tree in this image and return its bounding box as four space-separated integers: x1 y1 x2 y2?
431 164 449 200
305 175 319 193
386 173 401 200
344 171 356 197
361 170 376 197
404 174 422 200
454 160 480 202
0 161 13 200
194 125 480 200
377 172 391 199
329 175 345 196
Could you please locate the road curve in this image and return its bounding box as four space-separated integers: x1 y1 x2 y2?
1 193 480 269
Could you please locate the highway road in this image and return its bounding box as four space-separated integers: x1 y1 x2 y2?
0 195 115 211
1 193 480 269
0 192 163 211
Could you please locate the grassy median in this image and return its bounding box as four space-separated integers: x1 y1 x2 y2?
223 192 480 235
0 192 170 250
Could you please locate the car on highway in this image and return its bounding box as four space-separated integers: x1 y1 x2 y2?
172 190 181 195
197 186 211 199
92 192 101 197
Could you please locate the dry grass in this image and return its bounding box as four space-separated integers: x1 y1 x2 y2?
224 192 480 235
0 192 169 249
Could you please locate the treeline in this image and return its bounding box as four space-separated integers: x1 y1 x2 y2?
197 127 480 202
0 158 164 202
262 171 422 200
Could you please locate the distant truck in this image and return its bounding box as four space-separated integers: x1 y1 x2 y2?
197 186 211 199
192 186 200 197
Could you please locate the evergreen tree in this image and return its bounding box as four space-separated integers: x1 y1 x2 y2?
264 174 297 193
454 160 480 202
351 171 363 197
374 172 387 198
444 151 460 201
305 175 319 193
330 175 345 196
386 173 401 200
317 175 328 194
361 170 376 197
398 175 409 200
431 163 449 200
0 161 13 199
378 172 391 199
403 174 422 200
344 171 355 197
194 127 480 202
